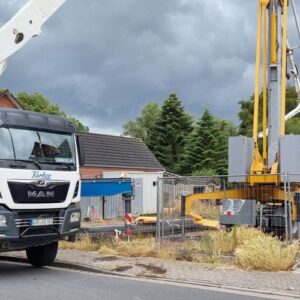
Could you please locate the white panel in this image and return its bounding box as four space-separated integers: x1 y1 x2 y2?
103 171 164 214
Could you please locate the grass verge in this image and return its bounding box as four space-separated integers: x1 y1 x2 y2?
59 227 299 271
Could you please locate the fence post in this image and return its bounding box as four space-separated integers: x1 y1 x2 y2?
156 179 161 243
161 180 165 241
124 198 132 240
295 192 300 240
259 204 264 230
170 179 175 237
181 194 186 237
284 174 289 241
288 176 293 242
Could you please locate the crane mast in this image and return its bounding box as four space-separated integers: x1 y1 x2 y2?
248 0 300 185
257 0 300 138
184 0 300 239
250 0 288 182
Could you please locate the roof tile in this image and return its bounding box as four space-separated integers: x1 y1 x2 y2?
77 133 164 171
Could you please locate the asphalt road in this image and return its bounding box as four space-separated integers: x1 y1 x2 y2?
0 261 285 300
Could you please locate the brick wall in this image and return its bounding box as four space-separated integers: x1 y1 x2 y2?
0 92 19 109
80 166 162 179
80 167 103 179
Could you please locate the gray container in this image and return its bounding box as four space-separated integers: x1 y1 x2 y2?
228 136 254 182
280 135 300 182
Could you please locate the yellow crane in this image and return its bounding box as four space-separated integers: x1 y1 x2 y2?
139 1 300 236
184 0 300 237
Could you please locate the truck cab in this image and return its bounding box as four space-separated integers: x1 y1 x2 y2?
0 108 81 266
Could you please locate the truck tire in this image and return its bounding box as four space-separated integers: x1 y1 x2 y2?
26 241 58 268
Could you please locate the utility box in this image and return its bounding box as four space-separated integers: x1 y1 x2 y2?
220 199 256 225
228 136 253 182
280 135 300 182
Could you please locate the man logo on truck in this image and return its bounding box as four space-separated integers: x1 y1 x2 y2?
37 180 46 187
28 191 55 198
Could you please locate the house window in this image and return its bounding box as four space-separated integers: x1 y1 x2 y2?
193 186 205 194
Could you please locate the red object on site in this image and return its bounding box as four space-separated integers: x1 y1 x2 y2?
126 227 133 236
125 213 133 224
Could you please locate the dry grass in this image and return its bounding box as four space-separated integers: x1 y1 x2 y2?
99 238 178 260
233 226 266 247
235 234 298 271
59 234 99 252
207 226 267 254
99 238 157 257
209 230 236 254
59 227 299 271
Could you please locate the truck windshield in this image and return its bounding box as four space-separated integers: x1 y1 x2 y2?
0 127 76 170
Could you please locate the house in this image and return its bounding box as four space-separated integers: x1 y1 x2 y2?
77 132 164 179
0 89 21 109
78 132 165 218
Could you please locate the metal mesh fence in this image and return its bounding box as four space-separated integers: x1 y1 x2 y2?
81 174 300 251
156 174 298 249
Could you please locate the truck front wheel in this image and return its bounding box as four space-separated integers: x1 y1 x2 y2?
26 241 58 267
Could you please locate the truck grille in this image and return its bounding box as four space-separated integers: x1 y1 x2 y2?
8 181 70 204
14 210 64 237
15 217 64 228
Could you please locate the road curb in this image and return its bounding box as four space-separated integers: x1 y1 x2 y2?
0 255 299 299
0 255 116 276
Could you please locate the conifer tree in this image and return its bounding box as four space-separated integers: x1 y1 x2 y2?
196 109 219 171
180 109 225 175
214 120 229 174
148 93 193 173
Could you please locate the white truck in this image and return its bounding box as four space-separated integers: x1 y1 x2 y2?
0 0 82 267
0 108 82 266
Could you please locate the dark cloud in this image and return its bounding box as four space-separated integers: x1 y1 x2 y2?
0 0 299 134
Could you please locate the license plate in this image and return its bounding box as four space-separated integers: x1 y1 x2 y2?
30 218 53 226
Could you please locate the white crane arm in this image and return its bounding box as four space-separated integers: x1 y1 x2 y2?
0 0 65 74
287 42 300 101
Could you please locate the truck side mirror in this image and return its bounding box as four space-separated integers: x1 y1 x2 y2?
76 136 85 166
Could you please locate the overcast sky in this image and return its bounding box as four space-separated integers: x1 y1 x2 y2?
0 1 299 135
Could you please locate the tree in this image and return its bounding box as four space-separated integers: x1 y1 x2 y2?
238 86 299 136
122 102 161 143
214 118 238 174
179 110 237 175
215 118 238 137
148 94 193 173
192 168 217 176
238 97 254 137
16 92 89 133
67 116 89 133
180 109 219 174
123 120 145 140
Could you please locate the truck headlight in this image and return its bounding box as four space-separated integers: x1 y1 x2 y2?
0 215 7 227
70 212 80 223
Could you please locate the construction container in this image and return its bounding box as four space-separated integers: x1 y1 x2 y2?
103 171 164 215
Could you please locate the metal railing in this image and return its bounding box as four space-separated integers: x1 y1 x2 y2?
156 174 300 245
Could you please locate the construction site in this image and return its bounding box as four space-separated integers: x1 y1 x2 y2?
82 0 300 245
2 0 300 299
